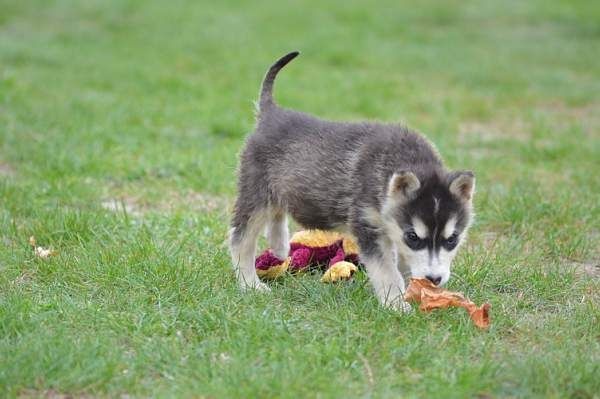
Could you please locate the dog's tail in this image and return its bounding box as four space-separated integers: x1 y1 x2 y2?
259 51 300 110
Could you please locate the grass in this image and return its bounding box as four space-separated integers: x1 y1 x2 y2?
1 0 599 397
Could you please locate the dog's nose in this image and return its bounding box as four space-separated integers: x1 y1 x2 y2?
426 274 442 286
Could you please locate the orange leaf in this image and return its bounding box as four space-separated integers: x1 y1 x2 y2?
404 278 490 329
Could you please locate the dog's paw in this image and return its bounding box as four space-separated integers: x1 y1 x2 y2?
383 297 413 313
395 300 413 313
239 277 271 292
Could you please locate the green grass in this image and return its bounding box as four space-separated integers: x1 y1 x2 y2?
1 0 599 397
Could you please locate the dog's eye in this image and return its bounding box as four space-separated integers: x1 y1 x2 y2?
406 231 419 242
443 232 459 250
447 232 458 245
404 231 426 250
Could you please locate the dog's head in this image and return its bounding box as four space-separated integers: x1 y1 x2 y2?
381 170 475 286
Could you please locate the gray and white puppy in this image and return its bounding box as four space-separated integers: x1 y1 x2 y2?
229 52 475 311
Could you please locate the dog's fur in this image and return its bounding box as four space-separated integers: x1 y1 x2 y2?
230 52 475 311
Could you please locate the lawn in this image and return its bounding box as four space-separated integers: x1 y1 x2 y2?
1 0 599 397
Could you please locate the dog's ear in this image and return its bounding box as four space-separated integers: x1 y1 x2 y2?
387 171 420 202
448 171 475 202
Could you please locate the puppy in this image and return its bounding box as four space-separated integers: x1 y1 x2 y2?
229 52 475 311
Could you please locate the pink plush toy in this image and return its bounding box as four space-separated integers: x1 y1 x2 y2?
255 230 360 282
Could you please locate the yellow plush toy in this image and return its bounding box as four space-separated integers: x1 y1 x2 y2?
254 229 360 282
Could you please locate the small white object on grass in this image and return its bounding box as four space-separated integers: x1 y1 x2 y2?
28 236 57 259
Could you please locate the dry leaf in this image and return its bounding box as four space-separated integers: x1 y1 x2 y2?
404 278 490 329
28 236 57 259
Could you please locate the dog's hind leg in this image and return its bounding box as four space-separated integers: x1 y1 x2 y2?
229 207 269 291
229 166 270 291
266 207 289 259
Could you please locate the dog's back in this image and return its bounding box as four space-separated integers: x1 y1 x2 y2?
247 52 442 229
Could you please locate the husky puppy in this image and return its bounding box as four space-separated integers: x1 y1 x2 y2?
229 52 475 311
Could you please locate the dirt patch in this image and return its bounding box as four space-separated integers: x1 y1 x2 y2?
477 231 502 249
515 311 555 332
458 119 530 143
12 270 35 286
0 161 15 177
537 101 600 137
567 259 600 279
467 230 504 251
101 197 142 217
160 191 230 213
101 191 230 217
18 389 95 399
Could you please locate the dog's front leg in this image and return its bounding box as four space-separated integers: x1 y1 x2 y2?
355 227 411 312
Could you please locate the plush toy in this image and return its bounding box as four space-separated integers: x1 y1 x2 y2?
255 229 360 282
